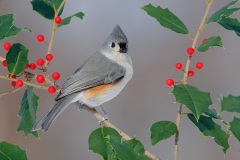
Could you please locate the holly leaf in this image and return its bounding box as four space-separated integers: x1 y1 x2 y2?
188 114 230 153
150 121 177 145
123 138 145 155
89 127 149 160
172 84 213 120
206 0 240 24
31 0 65 20
220 94 240 113
197 36 223 52
204 109 221 120
142 4 189 34
218 16 240 37
58 12 85 27
6 43 29 75
229 117 240 142
89 127 121 160
0 14 31 40
17 87 39 138
0 141 28 160
110 138 149 160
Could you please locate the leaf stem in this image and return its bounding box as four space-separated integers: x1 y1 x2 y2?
174 1 214 160
81 105 161 160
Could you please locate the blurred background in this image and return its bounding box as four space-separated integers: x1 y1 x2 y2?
0 0 240 159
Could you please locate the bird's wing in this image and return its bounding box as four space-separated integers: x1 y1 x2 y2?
55 52 126 100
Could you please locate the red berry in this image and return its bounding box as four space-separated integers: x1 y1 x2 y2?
48 86 56 94
37 34 45 42
166 79 174 87
16 80 23 88
24 64 29 70
55 16 62 24
188 70 194 77
29 63 36 70
36 75 45 83
2 60 7 67
11 81 16 87
3 42 11 50
196 62 203 69
8 74 16 79
37 58 45 66
52 72 60 81
202 38 207 44
46 54 53 61
175 63 183 70
186 47 195 56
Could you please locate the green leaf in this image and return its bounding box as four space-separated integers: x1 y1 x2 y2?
0 14 31 40
0 141 28 160
110 138 149 160
206 0 240 24
188 114 230 153
122 138 149 160
123 138 145 155
31 0 65 20
17 87 39 137
229 117 240 142
58 12 85 27
197 36 223 52
204 109 221 120
6 43 29 75
142 4 189 34
172 84 213 120
218 16 240 37
89 127 121 160
89 127 150 160
150 121 177 145
220 94 240 113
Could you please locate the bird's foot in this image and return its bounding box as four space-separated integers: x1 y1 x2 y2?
98 114 109 126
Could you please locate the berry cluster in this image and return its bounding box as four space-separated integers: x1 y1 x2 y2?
35 33 59 94
166 39 207 87
2 20 62 93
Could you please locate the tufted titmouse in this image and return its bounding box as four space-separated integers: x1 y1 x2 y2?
33 25 133 132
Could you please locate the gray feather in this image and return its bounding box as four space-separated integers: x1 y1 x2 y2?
55 52 126 100
33 94 76 132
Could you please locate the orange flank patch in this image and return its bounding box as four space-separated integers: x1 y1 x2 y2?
83 83 117 100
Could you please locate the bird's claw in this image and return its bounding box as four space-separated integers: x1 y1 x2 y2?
98 114 109 126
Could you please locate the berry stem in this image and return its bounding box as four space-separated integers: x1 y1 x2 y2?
174 1 214 160
44 0 67 70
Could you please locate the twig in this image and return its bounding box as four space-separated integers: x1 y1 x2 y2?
0 87 23 97
0 56 5 62
174 1 215 160
81 105 160 160
0 75 49 90
44 0 67 70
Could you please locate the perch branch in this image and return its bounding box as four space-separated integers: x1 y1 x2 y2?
81 105 160 160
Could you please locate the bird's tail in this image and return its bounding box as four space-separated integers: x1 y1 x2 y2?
33 95 75 132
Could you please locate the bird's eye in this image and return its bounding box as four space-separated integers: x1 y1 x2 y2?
111 42 115 48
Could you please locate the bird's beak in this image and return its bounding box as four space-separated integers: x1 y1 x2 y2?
120 48 128 53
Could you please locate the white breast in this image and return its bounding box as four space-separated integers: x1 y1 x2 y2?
73 51 133 107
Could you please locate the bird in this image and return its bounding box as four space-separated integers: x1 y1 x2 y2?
33 25 133 132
